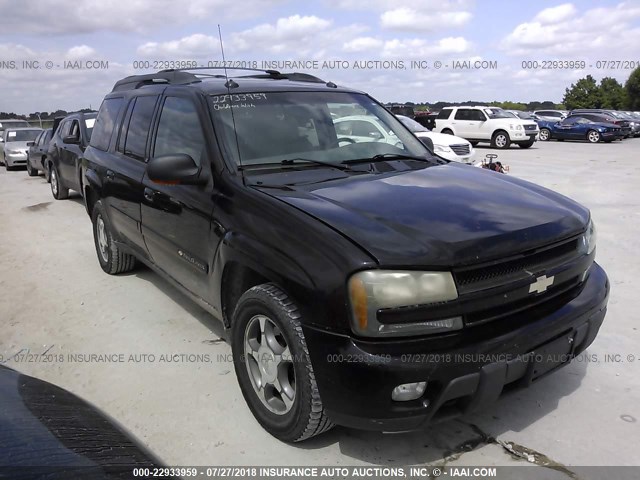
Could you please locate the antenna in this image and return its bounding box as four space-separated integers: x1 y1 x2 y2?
218 24 244 175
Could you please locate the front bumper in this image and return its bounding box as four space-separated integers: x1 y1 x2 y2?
5 152 28 167
304 263 609 431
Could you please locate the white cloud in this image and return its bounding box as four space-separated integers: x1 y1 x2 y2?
137 34 219 58
533 3 577 24
343 37 383 52
503 2 640 57
382 37 471 58
380 8 471 32
0 0 285 34
66 45 96 59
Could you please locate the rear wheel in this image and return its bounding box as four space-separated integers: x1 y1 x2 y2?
491 131 511 149
538 128 551 141
91 200 137 274
50 166 69 200
587 130 601 143
441 128 453 135
232 284 333 442
518 141 534 149
469 141 479 146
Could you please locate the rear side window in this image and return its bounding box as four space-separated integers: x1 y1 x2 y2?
454 109 470 120
118 96 158 161
91 97 124 151
437 109 452 119
153 97 205 166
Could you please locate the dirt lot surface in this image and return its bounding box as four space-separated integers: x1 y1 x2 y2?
1 139 639 473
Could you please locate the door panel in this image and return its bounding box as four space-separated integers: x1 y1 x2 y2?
140 94 215 301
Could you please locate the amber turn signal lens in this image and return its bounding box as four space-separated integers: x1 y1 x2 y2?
349 276 368 330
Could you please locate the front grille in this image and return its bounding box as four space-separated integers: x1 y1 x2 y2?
454 237 580 291
450 144 470 155
524 124 538 131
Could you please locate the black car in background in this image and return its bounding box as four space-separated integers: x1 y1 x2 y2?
82 68 608 442
47 112 96 199
414 111 438 130
26 128 53 176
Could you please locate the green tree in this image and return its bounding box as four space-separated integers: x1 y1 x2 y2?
599 77 627 109
563 75 601 109
625 67 640 110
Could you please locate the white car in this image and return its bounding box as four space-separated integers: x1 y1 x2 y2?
435 106 539 149
1 127 43 170
333 115 404 148
396 115 475 164
533 109 567 121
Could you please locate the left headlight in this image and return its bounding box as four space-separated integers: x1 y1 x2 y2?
582 219 597 255
348 270 461 337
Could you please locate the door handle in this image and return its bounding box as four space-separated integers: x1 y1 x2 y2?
106 170 115 180
144 188 156 202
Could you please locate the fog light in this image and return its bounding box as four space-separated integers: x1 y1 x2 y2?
391 382 427 401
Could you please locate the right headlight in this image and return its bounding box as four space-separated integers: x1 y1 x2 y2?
348 270 461 337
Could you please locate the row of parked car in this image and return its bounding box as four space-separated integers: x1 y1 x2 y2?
388 105 640 148
0 67 609 443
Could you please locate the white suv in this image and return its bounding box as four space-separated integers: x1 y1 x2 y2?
435 106 539 149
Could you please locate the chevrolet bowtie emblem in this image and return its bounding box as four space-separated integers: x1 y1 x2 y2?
529 274 554 294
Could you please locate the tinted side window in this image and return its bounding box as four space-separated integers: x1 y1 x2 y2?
437 109 452 119
69 120 80 140
454 109 470 120
58 121 70 138
122 96 158 160
153 97 205 166
34 132 44 145
469 110 486 121
91 97 124 151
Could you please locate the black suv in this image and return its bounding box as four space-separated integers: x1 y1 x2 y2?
47 112 96 199
83 68 609 442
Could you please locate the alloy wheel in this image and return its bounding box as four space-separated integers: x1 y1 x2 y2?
96 215 109 263
244 314 295 415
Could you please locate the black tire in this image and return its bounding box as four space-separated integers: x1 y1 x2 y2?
26 161 38 177
441 128 453 135
538 128 551 141
604 140 613 143
91 200 137 275
45 161 52 182
491 130 511 149
470 141 479 146
50 165 69 199
518 141 534 149
231 283 333 442
587 130 601 143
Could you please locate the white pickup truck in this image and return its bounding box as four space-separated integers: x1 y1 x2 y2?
435 106 539 149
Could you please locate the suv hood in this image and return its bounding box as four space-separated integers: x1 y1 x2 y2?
256 163 588 267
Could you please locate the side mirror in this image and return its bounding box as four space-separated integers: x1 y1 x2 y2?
27 141 35 147
147 154 205 186
0 137 4 143
420 136 434 151
63 135 80 145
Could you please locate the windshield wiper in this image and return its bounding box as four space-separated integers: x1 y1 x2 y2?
343 153 445 165
280 158 351 171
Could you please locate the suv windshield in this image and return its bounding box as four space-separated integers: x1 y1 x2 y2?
210 91 430 167
4 129 41 142
483 108 512 119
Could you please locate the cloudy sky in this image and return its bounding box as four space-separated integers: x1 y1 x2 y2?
1 0 639 114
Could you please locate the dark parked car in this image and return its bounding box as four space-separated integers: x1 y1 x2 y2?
537 115 622 143
414 111 438 130
26 128 53 176
47 112 96 199
570 109 632 137
82 68 608 442
0 365 173 479
386 103 415 118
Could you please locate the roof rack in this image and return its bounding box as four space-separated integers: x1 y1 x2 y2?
111 67 328 92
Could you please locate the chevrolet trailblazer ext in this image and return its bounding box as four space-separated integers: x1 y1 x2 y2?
82 69 608 442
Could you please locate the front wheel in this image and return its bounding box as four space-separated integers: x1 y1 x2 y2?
587 130 601 143
518 141 534 149
538 128 551 141
26 161 38 177
232 284 333 442
491 131 511 149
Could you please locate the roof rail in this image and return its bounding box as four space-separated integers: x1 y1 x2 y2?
163 67 326 83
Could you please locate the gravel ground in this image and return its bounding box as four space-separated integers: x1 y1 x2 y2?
1 139 639 473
